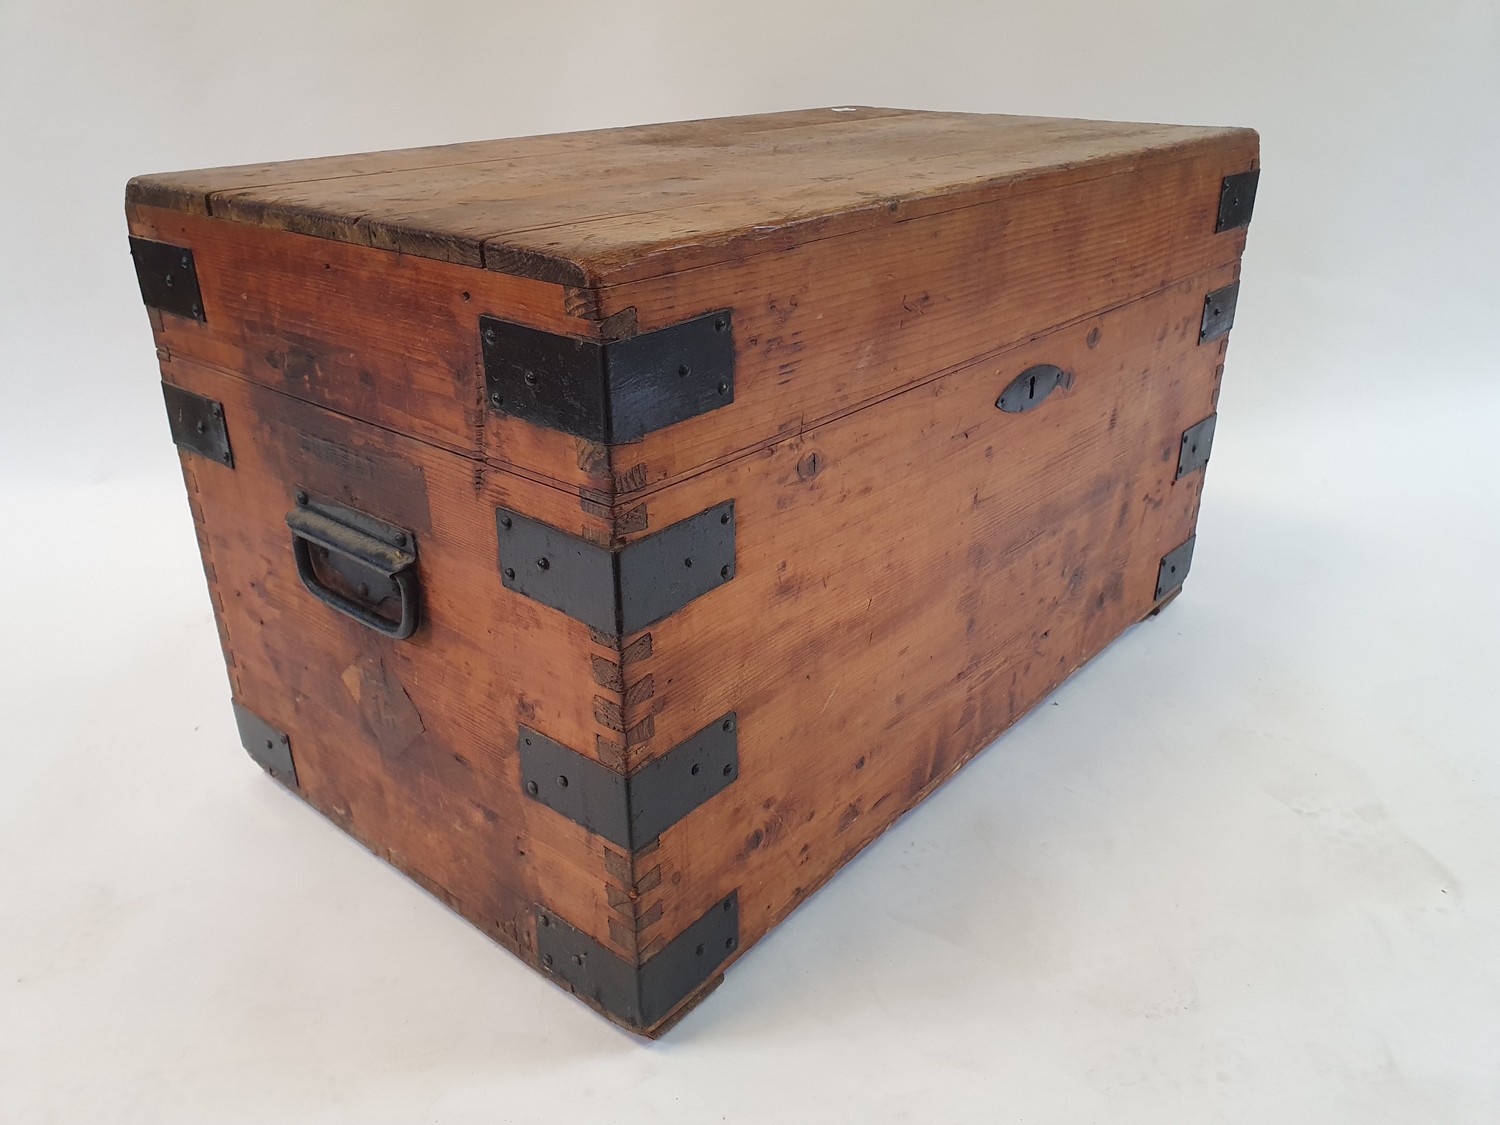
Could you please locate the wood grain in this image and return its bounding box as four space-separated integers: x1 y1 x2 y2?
584 135 1256 496
608 265 1237 985
126 108 922 217
127 204 604 493
165 356 647 964
130 128 1255 501
131 111 1258 1034
129 108 1252 288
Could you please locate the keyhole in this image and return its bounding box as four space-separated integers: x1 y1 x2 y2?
1027 374 1038 400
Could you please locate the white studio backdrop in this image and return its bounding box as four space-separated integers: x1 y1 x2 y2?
2 1 1498 1123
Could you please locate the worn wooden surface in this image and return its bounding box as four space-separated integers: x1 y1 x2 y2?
128 108 1252 289
163 356 657 969
605 265 1237 989
128 124 1255 497
133 110 1256 1034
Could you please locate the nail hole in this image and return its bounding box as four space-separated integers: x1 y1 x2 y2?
722 764 733 777
678 365 689 377
542 954 553 967
696 943 705 956
722 899 733 912
725 937 736 950
683 557 693 568
691 763 701 775
461 291 471 301
557 775 569 788
539 914 551 927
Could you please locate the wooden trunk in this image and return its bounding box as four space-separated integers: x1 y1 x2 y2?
126 107 1258 1035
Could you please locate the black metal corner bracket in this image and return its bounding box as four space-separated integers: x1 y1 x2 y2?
162 382 233 467
519 715 738 850
1176 414 1218 479
481 309 735 443
537 893 739 1030
129 236 205 321
1155 536 1197 601
497 501 735 635
1216 169 1260 233
232 701 297 788
1199 281 1240 344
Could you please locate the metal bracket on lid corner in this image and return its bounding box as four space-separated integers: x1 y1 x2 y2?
232 701 297 788
496 501 735 635
518 715 739 851
480 309 735 443
130 236 206 321
536 892 739 1031
1216 169 1260 232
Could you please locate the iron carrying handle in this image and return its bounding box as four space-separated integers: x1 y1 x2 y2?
286 497 420 640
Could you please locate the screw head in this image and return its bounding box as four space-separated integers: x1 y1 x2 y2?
503 567 516 580
499 515 512 529
536 557 550 570
195 420 207 435
525 780 539 795
163 273 174 288
720 565 732 579
295 490 308 505
556 774 568 788
716 382 729 395
483 326 497 345
394 532 408 547
722 717 735 732
523 371 537 386
489 390 504 407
